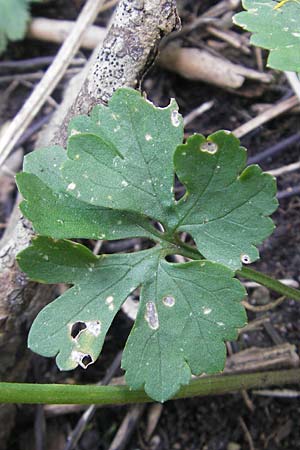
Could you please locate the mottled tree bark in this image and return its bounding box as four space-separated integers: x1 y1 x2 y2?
54 0 179 146
0 1 178 447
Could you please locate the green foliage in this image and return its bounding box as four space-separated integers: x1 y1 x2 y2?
17 88 277 402
234 0 300 72
0 0 42 54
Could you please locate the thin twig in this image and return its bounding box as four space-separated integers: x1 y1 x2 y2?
264 322 284 345
64 352 122 450
268 160 300 177
242 296 286 312
239 416 255 450
28 18 106 50
285 71 300 102
247 132 300 165
100 0 119 12
233 95 299 138
207 26 251 54
252 389 300 398
243 279 299 289
241 390 255 412
0 56 86 71
239 316 270 334
0 71 45 84
145 403 163 441
34 405 46 450
254 47 264 72
108 404 146 450
183 101 214 126
0 0 106 168
277 185 300 200
14 114 53 150
225 343 299 373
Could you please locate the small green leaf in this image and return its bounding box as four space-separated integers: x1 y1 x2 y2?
0 0 29 42
233 0 300 72
0 0 42 53
17 88 278 402
174 132 278 270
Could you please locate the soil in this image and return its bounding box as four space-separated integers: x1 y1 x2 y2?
1 1 300 449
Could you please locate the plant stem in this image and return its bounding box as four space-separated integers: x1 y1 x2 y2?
175 241 300 301
237 267 300 300
0 369 299 404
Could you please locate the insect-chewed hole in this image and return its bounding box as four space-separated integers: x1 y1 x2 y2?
153 221 165 233
174 175 186 201
241 254 251 264
122 296 139 321
165 254 187 263
71 321 87 339
176 231 196 247
81 354 93 368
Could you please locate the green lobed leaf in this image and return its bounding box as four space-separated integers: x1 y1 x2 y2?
174 132 278 270
62 88 183 224
53 88 277 270
16 146 156 241
0 0 42 54
18 237 246 401
18 237 162 371
233 0 300 72
123 259 246 402
17 88 278 401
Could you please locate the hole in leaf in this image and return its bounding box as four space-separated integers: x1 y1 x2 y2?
241 254 251 264
122 296 139 321
174 232 196 250
71 321 87 339
174 175 186 201
81 354 93 368
153 221 165 233
165 254 187 263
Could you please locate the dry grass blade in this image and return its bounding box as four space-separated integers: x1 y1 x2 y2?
0 0 107 168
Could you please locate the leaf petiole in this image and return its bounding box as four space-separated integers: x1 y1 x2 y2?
0 369 299 404
170 239 300 302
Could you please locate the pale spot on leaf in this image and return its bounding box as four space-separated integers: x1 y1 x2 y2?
67 182 76 190
163 296 175 307
86 320 101 336
200 141 218 154
171 110 180 127
145 301 159 330
70 129 80 136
